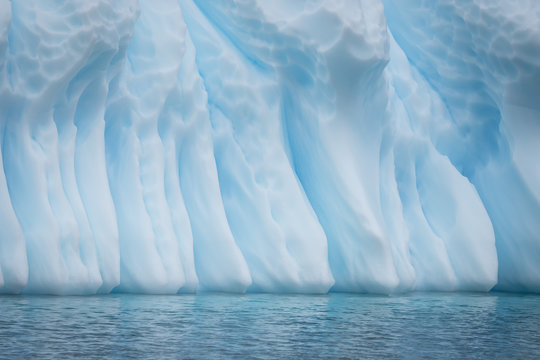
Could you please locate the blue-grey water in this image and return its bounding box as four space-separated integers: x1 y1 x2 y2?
1 292 539 359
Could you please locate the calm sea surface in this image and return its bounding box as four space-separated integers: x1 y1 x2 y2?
0 292 539 359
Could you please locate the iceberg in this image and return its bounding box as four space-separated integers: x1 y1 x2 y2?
0 0 538 294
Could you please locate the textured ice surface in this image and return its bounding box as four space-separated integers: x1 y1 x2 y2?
0 0 538 294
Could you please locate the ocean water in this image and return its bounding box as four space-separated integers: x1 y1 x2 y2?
0 292 539 359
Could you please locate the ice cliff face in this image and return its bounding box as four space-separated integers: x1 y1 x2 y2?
0 0 538 294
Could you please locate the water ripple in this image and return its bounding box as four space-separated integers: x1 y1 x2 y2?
0 293 539 359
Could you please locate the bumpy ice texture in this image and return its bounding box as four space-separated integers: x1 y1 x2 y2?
0 0 538 294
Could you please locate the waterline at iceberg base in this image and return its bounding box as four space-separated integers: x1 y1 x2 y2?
0 0 539 295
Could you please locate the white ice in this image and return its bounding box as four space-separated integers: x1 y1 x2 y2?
0 0 538 294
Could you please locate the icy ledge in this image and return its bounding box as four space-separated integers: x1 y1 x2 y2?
0 0 539 294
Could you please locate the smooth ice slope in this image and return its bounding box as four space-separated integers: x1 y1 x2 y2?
0 0 538 294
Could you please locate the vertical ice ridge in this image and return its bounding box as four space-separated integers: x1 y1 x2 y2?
184 0 335 293
158 26 204 293
378 111 416 292
0 120 28 294
0 0 142 294
383 0 538 292
386 31 498 291
187 21 307 290
175 0 252 293
260 0 400 293
104 0 190 293
3 1 87 294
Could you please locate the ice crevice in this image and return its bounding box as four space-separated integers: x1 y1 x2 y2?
0 0 539 294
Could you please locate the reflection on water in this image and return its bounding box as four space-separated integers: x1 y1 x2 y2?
1 293 539 359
